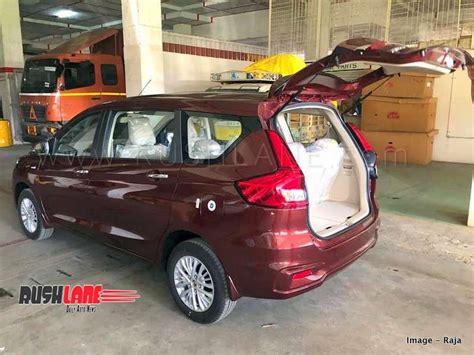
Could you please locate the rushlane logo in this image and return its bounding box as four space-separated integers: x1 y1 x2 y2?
19 284 140 313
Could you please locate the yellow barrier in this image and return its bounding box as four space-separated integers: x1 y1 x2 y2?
0 119 13 147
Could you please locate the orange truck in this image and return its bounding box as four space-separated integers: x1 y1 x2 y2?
19 29 125 142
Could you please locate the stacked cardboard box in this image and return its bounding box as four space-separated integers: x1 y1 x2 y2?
361 73 439 165
288 113 328 144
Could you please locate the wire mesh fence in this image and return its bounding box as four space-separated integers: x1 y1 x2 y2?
329 0 388 49
269 0 474 59
389 0 459 45
269 0 319 57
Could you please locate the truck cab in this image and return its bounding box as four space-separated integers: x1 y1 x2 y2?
19 29 125 142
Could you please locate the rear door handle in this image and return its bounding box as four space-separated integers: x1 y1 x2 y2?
75 169 89 174
91 97 101 101
147 173 168 179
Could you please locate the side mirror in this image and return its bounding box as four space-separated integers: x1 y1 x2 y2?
32 139 51 155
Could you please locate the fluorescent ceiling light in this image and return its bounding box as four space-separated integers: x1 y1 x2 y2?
55 9 77 18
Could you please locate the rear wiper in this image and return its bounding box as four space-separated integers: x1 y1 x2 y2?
341 75 394 116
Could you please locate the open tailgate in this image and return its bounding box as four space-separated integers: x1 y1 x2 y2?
259 38 473 120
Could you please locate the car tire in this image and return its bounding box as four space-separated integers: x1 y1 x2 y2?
17 188 54 240
166 238 237 324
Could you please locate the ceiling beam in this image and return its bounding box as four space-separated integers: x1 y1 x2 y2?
22 17 90 30
26 18 123 44
90 19 122 29
162 0 231 12
163 11 212 23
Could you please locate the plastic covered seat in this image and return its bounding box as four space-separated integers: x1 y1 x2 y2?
118 116 169 159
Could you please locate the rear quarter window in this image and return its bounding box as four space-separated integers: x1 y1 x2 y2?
182 111 261 163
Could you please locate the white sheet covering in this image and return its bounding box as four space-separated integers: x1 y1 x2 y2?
128 117 156 145
288 139 345 204
117 116 170 159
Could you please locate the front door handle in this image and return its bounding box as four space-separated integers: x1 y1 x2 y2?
75 169 89 174
147 173 168 179
91 97 101 101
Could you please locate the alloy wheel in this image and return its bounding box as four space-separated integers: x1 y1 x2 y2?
20 197 38 233
173 255 214 312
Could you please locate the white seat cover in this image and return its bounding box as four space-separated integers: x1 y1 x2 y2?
288 140 345 204
128 117 156 146
119 117 169 159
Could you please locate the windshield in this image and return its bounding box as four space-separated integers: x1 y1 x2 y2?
21 58 62 93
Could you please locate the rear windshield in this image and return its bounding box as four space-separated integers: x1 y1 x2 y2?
275 108 340 147
182 111 261 163
21 58 62 93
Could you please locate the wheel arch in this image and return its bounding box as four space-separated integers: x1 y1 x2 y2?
14 182 31 205
158 229 241 300
159 230 204 269
14 182 52 228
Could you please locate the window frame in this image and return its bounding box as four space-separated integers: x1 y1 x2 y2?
52 110 105 158
181 110 262 165
101 64 118 86
99 109 183 164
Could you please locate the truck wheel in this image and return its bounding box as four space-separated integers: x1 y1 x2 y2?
166 238 237 324
17 189 54 240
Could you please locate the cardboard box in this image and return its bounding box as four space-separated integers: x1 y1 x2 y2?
362 73 436 99
290 126 319 143
361 96 437 132
288 113 328 142
362 130 438 165
289 113 325 125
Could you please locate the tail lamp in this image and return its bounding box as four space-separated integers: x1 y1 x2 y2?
236 131 308 209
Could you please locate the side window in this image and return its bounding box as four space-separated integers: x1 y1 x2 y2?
183 112 261 162
101 64 118 85
64 61 95 90
55 112 101 157
104 111 175 161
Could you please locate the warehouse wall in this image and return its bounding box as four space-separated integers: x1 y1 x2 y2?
432 64 474 164
163 52 252 93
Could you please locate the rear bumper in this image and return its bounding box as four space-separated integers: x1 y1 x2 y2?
227 211 380 300
272 216 379 298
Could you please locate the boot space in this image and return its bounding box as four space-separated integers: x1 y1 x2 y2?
275 104 370 238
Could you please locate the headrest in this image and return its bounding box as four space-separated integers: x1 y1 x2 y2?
128 117 156 146
192 139 222 159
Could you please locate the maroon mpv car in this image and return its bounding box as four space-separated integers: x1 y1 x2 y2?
13 39 471 323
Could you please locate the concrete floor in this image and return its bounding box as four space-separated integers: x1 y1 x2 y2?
0 145 473 354
378 162 473 225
